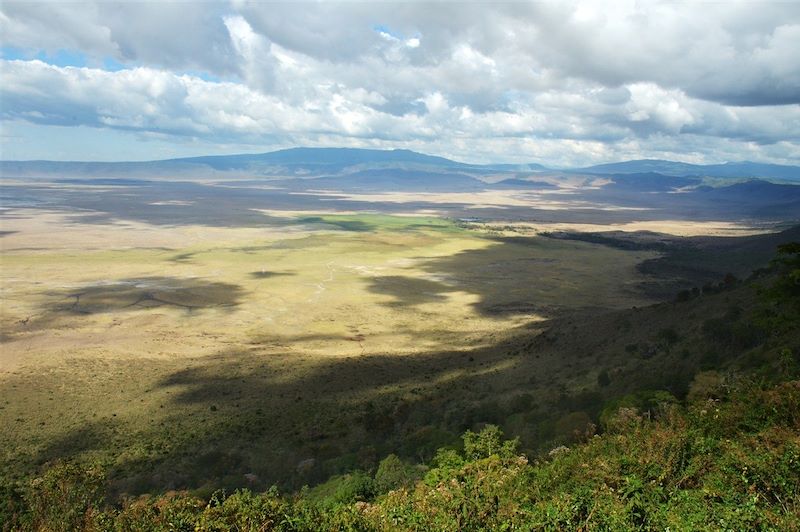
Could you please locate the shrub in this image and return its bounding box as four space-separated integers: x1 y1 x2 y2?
195 488 288 531
109 491 204 531
308 471 375 508
686 370 725 401
0 480 26 532
374 454 420 495
553 411 595 443
23 461 105 531
600 390 677 430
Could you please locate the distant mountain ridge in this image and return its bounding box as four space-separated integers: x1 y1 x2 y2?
571 159 800 180
1 148 798 182
0 148 479 179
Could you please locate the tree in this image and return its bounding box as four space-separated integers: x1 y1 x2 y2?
374 454 419 494
462 425 518 460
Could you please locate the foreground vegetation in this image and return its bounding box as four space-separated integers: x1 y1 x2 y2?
3 376 798 530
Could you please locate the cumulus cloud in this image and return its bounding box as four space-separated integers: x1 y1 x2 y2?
233 1 800 107
1 1 238 75
0 0 798 165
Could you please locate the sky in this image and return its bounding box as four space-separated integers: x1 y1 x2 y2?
1 1 799 167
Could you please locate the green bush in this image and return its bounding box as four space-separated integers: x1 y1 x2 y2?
23 461 105 532
195 488 288 531
373 454 420 495
599 390 677 430
106 492 203 531
307 470 375 509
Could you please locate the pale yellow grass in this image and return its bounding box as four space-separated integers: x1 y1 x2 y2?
1 209 655 376
0 212 508 372
490 219 779 237
0 209 307 252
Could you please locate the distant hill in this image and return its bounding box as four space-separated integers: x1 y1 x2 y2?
175 147 478 176
0 148 478 180
572 159 800 181
179 147 459 168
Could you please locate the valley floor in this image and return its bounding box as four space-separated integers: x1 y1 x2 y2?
1 195 797 501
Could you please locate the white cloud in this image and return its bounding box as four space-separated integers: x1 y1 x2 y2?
223 15 275 91
0 1 798 165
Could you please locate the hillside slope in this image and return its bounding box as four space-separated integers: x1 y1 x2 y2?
3 242 799 530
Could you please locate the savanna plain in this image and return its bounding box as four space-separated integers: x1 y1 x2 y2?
1 198 657 488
